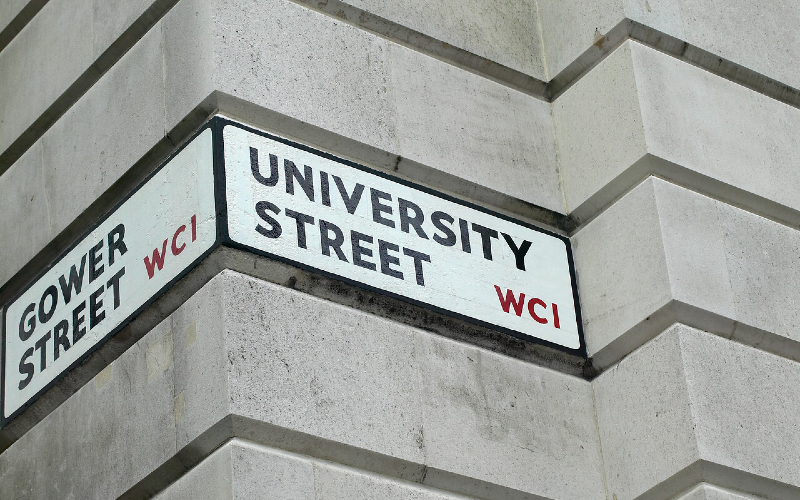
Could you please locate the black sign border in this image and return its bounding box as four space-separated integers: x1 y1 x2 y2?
213 118 587 360
2 116 587 428
0 121 221 428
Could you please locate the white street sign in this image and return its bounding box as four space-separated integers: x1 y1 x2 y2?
2 128 217 423
222 122 583 355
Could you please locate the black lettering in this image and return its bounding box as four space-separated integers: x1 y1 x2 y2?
379 240 403 280
403 248 431 286
255 201 282 238
251 148 279 186
107 267 125 310
333 176 365 214
431 211 456 247
19 303 36 341
53 320 70 361
284 209 315 249
398 198 429 239
38 285 58 324
18 348 34 390
285 160 314 202
35 331 51 372
72 301 87 343
320 171 331 207
471 223 498 261
89 240 104 283
107 224 128 266
90 286 105 329
459 218 471 253
371 188 395 228
58 254 86 304
351 231 376 271
502 233 532 271
319 220 348 262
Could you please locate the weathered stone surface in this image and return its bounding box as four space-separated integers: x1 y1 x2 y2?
0 0 93 156
573 176 800 366
675 484 765 500
554 40 800 223
0 141 50 288
593 327 698 500
344 0 544 78
594 324 800 500
164 0 562 211
91 0 154 58
571 178 672 359
156 439 485 500
417 331 603 499
0 316 177 500
0 0 31 34
153 445 234 500
39 24 164 245
537 0 800 89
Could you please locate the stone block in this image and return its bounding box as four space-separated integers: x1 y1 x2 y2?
594 324 800 500
652 180 735 320
676 484 765 500
217 270 427 465
157 439 483 500
680 328 800 489
170 270 603 500
555 40 800 224
91 0 155 58
153 445 234 500
538 0 800 90
574 175 800 365
536 0 627 79
166 0 399 153
313 450 464 500
418 333 605 499
343 0 544 78
552 41 646 215
0 313 177 500
230 442 315 500
171 274 231 451
717 203 800 347
571 178 672 358
674 0 800 91
0 141 51 288
633 41 800 217
0 0 93 157
593 326 698 500
163 0 562 211
0 0 30 34
391 47 562 210
40 23 165 236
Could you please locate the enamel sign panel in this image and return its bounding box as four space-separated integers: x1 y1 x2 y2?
1 128 217 424
221 122 583 354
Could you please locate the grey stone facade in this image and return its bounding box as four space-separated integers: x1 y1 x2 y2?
1 1 799 499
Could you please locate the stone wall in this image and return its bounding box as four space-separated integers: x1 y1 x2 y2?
1 1 798 499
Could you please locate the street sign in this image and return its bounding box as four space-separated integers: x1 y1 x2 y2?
2 117 584 426
2 128 217 424
221 122 583 354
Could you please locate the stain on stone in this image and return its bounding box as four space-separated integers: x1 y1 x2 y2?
593 29 605 50
146 333 174 382
94 363 113 389
184 322 197 347
645 0 652 13
174 391 185 424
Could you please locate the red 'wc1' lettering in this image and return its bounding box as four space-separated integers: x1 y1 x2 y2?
494 285 560 329
144 215 197 279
